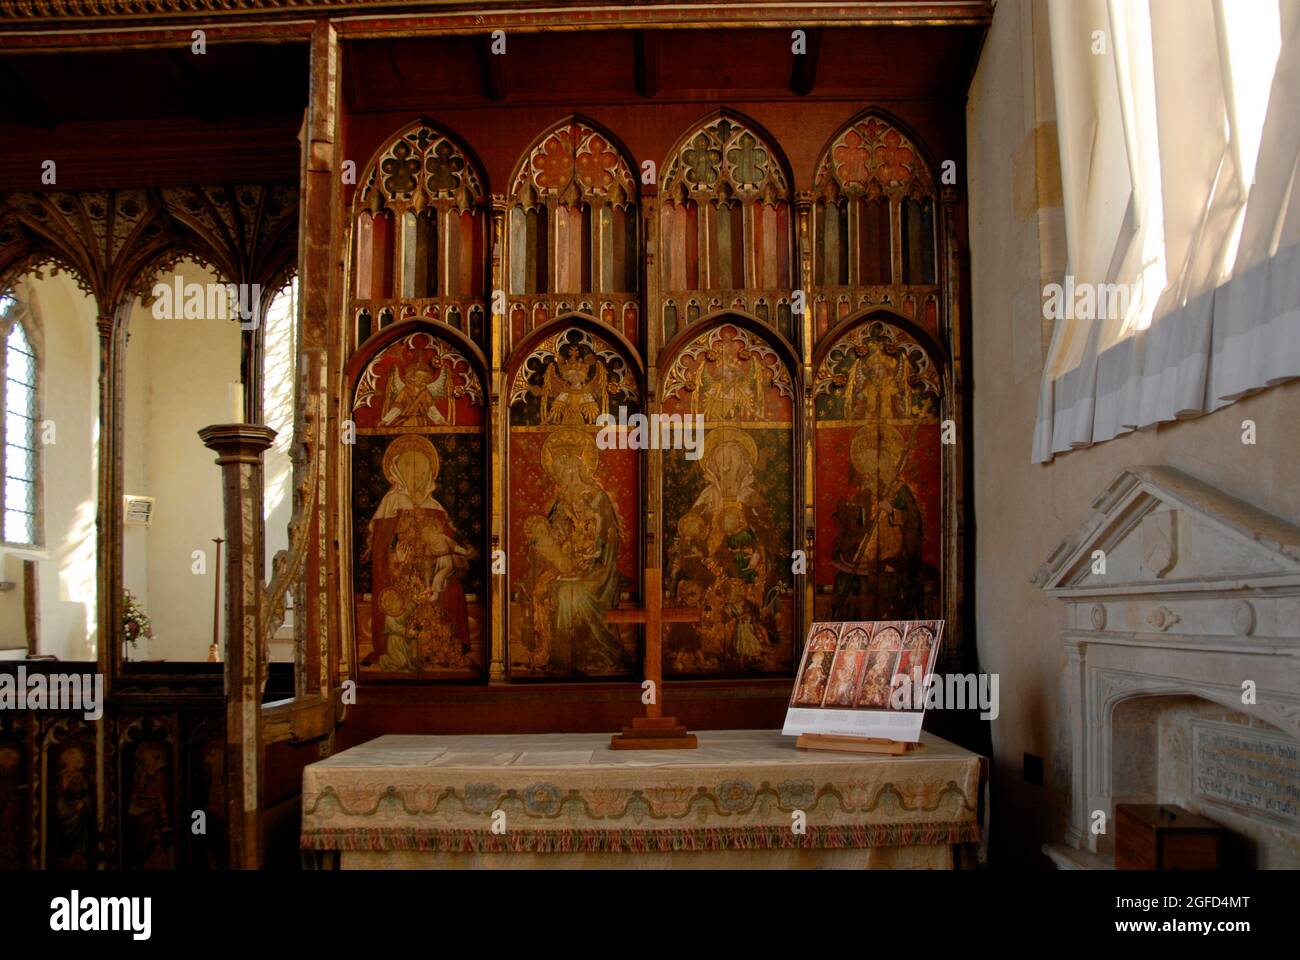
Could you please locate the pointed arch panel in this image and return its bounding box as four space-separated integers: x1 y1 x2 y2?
506 118 640 349
352 120 489 348
812 314 944 625
506 319 643 679
659 316 798 678
347 323 489 680
811 111 942 341
660 113 795 344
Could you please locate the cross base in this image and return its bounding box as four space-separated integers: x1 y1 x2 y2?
610 716 698 750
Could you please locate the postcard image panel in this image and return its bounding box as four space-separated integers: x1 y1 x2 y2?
783 619 945 741
792 622 843 706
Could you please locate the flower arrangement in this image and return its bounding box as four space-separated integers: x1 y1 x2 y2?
122 590 153 648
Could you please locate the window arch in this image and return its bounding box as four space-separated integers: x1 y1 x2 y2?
660 113 795 343
658 316 799 678
1 292 38 546
351 120 489 349
811 112 941 339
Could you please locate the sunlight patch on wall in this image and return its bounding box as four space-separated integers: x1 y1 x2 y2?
60 498 98 656
262 277 298 572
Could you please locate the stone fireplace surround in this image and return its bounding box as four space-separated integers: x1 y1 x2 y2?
1034 467 1300 869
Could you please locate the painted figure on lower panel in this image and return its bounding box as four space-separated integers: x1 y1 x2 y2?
351 329 488 680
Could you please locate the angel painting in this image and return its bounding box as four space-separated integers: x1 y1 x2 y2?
540 345 609 425
841 337 906 420
690 338 763 422
380 356 450 427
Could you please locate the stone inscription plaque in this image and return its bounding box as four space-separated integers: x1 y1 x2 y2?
1192 721 1300 829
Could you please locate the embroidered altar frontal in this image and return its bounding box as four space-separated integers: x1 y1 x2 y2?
301 729 983 869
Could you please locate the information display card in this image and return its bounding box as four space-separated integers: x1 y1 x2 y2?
782 620 944 742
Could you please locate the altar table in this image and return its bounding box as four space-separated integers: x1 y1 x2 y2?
300 728 985 869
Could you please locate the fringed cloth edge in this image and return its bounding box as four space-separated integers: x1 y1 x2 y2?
301 821 981 853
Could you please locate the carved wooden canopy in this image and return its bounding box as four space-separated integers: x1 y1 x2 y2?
0 183 299 311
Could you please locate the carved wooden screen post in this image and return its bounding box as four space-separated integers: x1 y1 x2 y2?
198 423 276 869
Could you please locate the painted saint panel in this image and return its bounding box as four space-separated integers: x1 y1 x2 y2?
0 717 30 869
661 321 796 677
813 320 942 623
792 624 840 705
858 622 904 708
41 717 99 870
118 715 177 870
508 326 641 679
823 623 873 706
351 329 487 679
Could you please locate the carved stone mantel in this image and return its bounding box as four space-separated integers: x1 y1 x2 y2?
1033 467 1300 855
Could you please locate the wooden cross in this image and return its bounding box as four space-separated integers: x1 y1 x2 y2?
606 566 700 748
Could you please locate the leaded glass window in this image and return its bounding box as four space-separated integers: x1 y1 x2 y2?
3 300 37 546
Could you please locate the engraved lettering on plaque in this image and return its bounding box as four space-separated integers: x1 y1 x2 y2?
1192 720 1300 830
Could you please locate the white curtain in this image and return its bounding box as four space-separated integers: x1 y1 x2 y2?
1033 0 1300 462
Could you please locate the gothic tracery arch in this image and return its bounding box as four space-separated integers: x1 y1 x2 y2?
811 110 943 340
505 117 641 350
351 119 490 348
659 112 796 344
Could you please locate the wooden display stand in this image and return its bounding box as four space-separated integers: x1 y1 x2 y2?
796 734 920 756
607 567 700 749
